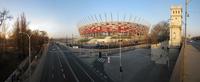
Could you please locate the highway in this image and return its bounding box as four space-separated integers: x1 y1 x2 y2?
190 40 200 51
39 42 111 82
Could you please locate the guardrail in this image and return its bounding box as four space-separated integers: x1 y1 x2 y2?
4 44 47 82
170 45 184 82
4 55 29 82
58 41 149 55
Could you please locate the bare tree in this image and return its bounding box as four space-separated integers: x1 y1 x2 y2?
0 9 12 27
39 31 48 44
12 13 29 58
11 13 49 59
0 9 12 54
150 21 169 43
0 22 9 54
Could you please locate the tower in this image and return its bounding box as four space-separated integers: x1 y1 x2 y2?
169 5 182 47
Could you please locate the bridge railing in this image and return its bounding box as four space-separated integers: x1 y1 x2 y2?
170 44 184 82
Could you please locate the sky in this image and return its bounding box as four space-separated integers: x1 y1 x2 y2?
0 0 200 38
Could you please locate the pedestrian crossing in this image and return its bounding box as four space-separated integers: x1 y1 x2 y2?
97 58 105 63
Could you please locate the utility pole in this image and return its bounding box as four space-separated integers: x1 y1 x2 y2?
72 34 74 46
119 28 123 82
19 32 32 82
182 0 190 82
184 0 188 46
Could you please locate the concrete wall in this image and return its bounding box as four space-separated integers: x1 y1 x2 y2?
151 41 169 64
169 45 184 82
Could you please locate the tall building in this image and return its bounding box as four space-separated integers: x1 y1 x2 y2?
169 5 182 47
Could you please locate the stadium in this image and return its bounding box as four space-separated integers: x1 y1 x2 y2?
78 14 150 44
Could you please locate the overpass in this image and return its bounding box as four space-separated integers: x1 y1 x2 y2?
170 41 200 82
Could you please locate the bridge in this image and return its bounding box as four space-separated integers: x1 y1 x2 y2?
170 40 200 82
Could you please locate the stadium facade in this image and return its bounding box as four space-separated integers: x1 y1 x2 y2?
78 14 150 43
79 22 149 38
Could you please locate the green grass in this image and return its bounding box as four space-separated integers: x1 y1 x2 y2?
111 36 131 39
94 36 106 39
78 38 91 42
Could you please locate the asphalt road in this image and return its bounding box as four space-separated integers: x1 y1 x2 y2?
190 40 200 51
39 43 111 82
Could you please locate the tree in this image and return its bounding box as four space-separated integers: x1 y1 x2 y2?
0 22 9 54
39 31 48 44
0 9 12 54
9 12 49 60
150 21 169 43
31 30 48 47
192 36 200 40
12 13 29 58
0 9 12 27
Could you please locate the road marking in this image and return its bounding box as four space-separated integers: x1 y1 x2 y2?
52 73 54 78
58 56 63 67
104 75 107 79
100 73 103 76
62 73 66 79
60 64 62 67
60 62 63 67
56 45 80 82
61 68 64 72
52 66 54 70
68 52 95 82
97 58 105 62
56 43 95 82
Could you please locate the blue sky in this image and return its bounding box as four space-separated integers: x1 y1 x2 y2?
0 0 200 38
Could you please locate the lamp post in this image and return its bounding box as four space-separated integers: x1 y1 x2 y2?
182 0 190 82
119 29 123 82
19 32 32 81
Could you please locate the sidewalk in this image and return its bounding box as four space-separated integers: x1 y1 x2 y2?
29 43 49 82
4 43 49 82
184 45 200 82
4 55 29 82
170 44 200 82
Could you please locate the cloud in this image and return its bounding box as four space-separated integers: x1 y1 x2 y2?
29 17 67 38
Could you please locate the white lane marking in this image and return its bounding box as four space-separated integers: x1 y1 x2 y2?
104 75 107 79
62 73 66 79
100 73 103 76
60 63 63 67
52 73 54 78
61 68 64 72
68 53 95 82
58 56 63 67
56 45 79 82
56 44 94 82
52 66 54 70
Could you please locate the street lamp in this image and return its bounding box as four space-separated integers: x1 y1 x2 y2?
19 32 32 81
182 0 191 82
119 30 123 82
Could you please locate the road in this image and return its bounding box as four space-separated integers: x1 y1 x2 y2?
190 40 200 51
39 42 110 82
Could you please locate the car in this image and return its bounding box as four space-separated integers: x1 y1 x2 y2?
187 40 193 44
